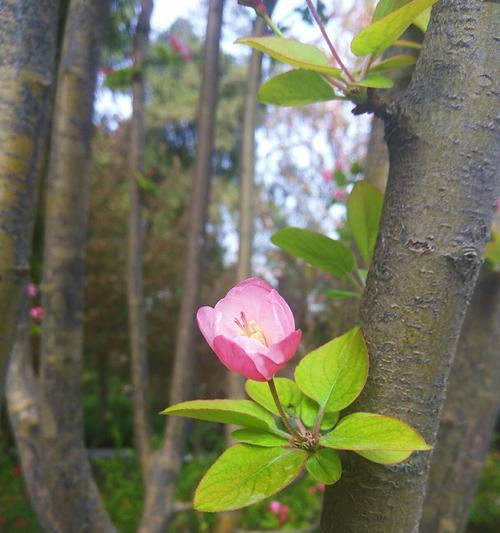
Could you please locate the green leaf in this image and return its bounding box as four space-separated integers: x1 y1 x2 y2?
245 378 303 418
334 169 347 186
369 55 417 73
357 450 412 464
236 36 343 76
413 7 431 31
347 180 384 265
326 289 361 300
295 327 368 412
485 226 500 272
232 429 290 447
373 0 411 21
320 412 432 452
306 448 342 484
161 399 276 431
352 0 439 57
271 227 355 278
258 69 337 107
103 66 141 90
300 396 339 430
194 444 307 511
352 72 394 89
357 269 368 284
393 39 422 50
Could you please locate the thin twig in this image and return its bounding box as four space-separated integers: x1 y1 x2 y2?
312 404 326 437
268 379 301 438
305 0 355 82
359 53 373 81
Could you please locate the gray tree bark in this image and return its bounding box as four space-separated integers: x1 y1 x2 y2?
320 2 499 532
127 0 154 482
420 268 500 533
37 1 115 531
0 0 59 396
138 2 225 532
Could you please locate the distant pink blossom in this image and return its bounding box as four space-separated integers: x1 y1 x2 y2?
197 278 301 381
322 169 332 182
99 66 113 76
30 306 43 320
169 35 191 62
268 500 281 514
278 504 290 524
334 189 348 202
238 0 268 16
317 482 325 492
308 485 316 494
27 283 38 297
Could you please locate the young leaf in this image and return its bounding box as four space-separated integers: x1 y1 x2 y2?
236 36 343 76
347 180 384 265
194 444 307 511
245 378 303 418
334 169 347 186
258 69 337 107
300 396 339 430
306 448 342 484
393 39 422 50
485 225 500 272
369 54 416 73
326 289 361 300
413 7 431 31
351 0 439 57
295 327 368 412
357 449 412 464
232 429 290 447
352 72 394 89
161 399 276 431
373 0 411 21
271 227 355 278
320 412 432 452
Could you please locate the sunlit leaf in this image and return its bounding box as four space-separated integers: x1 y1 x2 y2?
352 0 439 57
194 444 307 511
413 7 431 31
232 429 290 447
295 327 368 412
237 36 343 76
352 72 394 89
161 399 276 431
393 39 422 50
357 449 412 464
258 69 338 106
300 396 339 430
245 378 303 418
271 227 355 278
306 448 342 484
320 412 432 453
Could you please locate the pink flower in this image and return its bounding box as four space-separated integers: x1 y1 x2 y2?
278 504 290 524
30 306 43 320
317 482 325 492
238 0 268 16
322 169 333 182
197 278 301 381
27 283 38 297
334 189 347 202
169 35 191 62
308 486 316 494
268 500 282 514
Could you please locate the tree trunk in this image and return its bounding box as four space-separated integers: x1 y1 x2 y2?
320 2 499 532
0 0 59 396
138 1 225 532
37 1 115 531
7 295 60 532
420 268 500 533
128 0 153 482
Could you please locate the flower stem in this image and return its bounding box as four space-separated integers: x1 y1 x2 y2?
268 379 301 438
312 404 326 437
305 0 355 82
348 271 365 295
260 12 283 37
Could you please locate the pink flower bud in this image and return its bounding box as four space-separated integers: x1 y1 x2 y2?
27 283 38 297
317 482 325 492
322 169 333 182
268 500 282 514
238 1 268 17
169 35 192 62
30 306 43 320
197 277 301 381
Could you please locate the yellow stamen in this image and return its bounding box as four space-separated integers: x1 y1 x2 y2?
234 312 268 346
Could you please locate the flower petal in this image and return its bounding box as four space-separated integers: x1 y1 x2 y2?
267 329 302 365
257 290 295 343
197 306 216 349
213 335 268 381
226 277 273 298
